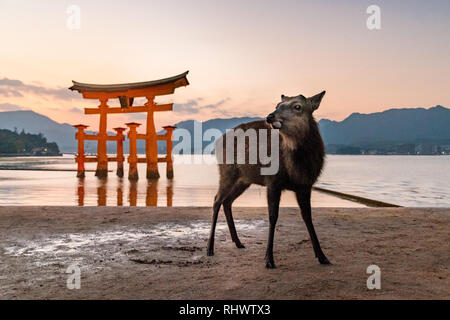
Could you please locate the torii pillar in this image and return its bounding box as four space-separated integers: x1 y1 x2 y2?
113 127 126 178
163 125 176 179
126 122 140 181
74 124 88 178
145 97 159 179
96 98 109 178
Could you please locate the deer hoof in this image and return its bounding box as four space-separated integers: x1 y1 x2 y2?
235 242 245 249
206 248 214 256
319 256 331 265
265 261 277 269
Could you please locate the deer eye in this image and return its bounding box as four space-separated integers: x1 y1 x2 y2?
294 105 301 110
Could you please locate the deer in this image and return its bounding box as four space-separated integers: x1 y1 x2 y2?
206 91 330 268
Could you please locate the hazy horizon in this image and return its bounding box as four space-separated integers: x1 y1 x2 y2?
0 103 447 127
1 0 449 131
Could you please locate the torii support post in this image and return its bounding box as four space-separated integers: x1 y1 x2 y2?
74 124 88 178
113 127 126 178
126 122 141 181
96 98 109 178
146 97 160 180
163 125 176 179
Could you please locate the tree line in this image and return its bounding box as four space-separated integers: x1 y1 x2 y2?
0 128 60 155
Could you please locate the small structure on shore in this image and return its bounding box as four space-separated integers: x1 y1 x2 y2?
70 71 189 180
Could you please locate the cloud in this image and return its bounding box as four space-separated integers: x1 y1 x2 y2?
173 97 231 115
0 77 80 100
173 99 200 114
0 78 23 86
68 107 83 114
0 103 28 111
202 98 230 110
129 113 148 120
0 87 23 97
125 113 147 123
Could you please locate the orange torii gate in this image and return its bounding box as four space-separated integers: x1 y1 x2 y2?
70 71 189 179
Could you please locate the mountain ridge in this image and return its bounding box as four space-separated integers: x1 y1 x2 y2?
0 105 448 154
318 105 449 146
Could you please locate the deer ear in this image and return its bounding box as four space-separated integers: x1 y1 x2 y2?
309 91 326 111
281 94 287 101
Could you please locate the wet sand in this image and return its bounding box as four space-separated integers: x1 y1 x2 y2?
0 206 449 299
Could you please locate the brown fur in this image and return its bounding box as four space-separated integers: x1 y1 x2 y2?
207 91 330 268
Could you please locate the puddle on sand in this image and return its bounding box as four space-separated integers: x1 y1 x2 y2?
3 220 268 264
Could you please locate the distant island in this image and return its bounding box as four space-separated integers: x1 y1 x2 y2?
0 105 449 155
0 129 61 156
166 106 450 155
318 105 450 155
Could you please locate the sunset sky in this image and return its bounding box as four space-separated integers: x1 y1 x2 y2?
0 0 449 130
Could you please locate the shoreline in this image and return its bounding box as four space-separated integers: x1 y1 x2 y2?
313 187 401 207
0 206 448 299
0 168 110 172
0 154 62 157
0 168 103 172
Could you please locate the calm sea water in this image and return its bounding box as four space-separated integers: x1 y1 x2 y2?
317 155 450 207
0 155 448 207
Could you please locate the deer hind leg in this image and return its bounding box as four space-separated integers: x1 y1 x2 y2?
207 181 235 256
222 182 250 248
295 186 330 265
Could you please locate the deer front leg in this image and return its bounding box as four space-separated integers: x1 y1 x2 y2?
295 186 330 265
207 199 221 256
265 186 281 268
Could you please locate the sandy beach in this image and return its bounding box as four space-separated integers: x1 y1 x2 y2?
0 206 449 300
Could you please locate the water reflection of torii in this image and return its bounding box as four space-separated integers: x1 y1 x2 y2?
77 179 173 207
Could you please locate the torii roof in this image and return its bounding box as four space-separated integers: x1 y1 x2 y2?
69 71 189 97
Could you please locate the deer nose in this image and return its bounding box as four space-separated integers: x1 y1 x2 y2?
266 113 275 123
